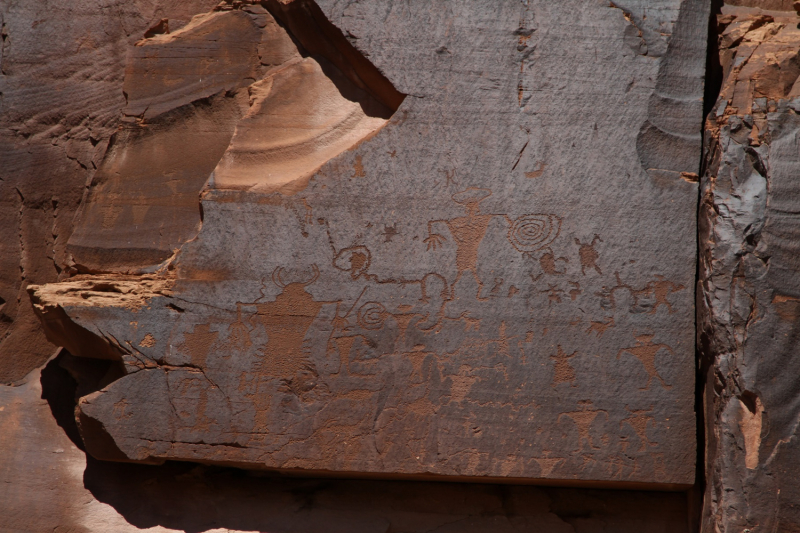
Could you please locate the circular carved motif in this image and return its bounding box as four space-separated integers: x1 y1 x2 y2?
507 214 561 253
358 302 388 330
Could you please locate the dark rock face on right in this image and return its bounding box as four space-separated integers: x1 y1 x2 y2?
700 6 800 531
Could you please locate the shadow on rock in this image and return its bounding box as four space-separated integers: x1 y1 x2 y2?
81 457 691 533
40 350 691 533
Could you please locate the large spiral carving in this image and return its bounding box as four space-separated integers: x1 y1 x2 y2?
358 302 388 330
507 214 561 253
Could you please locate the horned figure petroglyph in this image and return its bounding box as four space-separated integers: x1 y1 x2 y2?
249 265 330 380
424 187 560 298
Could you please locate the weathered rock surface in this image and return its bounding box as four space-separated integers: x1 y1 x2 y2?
0 0 221 384
0 355 692 533
66 4 400 273
699 5 800 531
30 0 708 487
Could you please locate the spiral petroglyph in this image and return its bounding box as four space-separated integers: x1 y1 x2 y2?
358 302 389 330
507 214 561 253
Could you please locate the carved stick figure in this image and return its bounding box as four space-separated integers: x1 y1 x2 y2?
616 334 673 390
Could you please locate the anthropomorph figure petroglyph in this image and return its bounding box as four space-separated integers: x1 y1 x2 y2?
617 334 673 390
424 187 560 298
575 235 602 275
551 345 578 387
424 188 496 298
558 400 608 451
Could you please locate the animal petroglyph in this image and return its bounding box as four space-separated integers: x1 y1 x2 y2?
596 272 685 313
617 334 673 391
551 345 578 387
425 187 560 298
575 235 602 275
587 317 615 337
525 161 546 179
647 275 685 314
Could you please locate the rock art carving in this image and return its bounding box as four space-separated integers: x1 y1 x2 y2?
551 345 578 387
425 187 560 298
558 401 608 452
620 406 658 452
25 0 705 488
617 335 673 391
575 235 602 275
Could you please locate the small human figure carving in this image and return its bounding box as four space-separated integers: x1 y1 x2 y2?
382 223 399 242
616 334 673 390
620 406 658 451
541 285 564 305
575 235 602 275
551 345 578 387
558 400 607 451
424 187 560 299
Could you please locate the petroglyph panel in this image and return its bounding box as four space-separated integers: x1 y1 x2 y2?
30 0 707 487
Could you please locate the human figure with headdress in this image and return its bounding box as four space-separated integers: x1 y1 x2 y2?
425 187 561 299
424 187 497 299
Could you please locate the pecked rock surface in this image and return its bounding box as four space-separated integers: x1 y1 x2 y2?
28 0 710 487
699 5 800 531
0 356 692 533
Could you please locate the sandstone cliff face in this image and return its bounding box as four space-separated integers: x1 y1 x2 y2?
4 0 800 531
700 6 800 532
0 0 220 384
26 0 708 488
